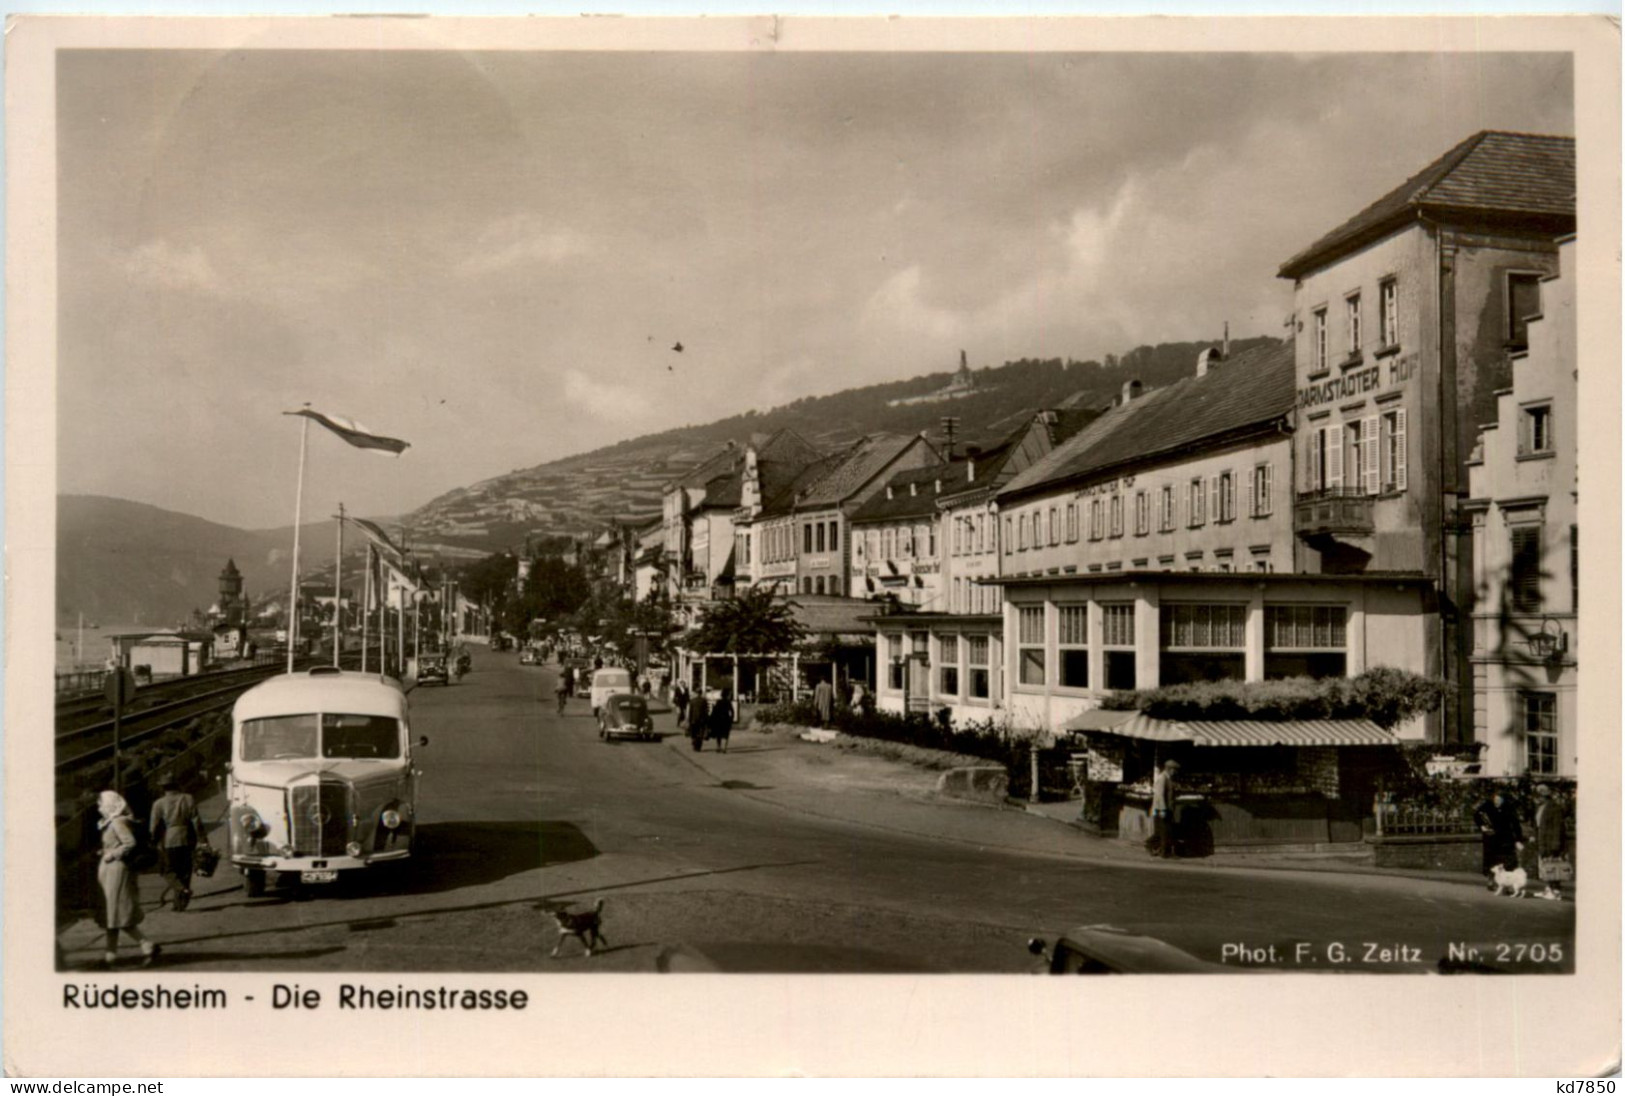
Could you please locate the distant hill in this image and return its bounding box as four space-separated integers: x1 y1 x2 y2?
59 335 1280 624
55 496 401 627
405 335 1278 553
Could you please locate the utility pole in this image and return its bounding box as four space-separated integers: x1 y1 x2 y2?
332 503 345 667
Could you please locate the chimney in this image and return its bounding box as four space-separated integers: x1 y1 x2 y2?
1120 379 1143 403
1197 348 1220 378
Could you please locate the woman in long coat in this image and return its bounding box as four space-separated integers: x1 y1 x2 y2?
96 790 159 968
1472 789 1524 882
709 688 735 752
1532 784 1570 900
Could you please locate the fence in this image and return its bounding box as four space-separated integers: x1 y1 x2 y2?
1371 802 1478 837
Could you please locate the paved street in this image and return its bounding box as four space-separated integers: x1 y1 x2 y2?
59 649 1575 974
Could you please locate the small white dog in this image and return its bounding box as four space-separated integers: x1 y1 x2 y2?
1490 863 1529 898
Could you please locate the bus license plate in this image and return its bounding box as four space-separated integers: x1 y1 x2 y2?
300 870 338 884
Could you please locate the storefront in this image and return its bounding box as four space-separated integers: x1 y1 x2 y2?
868 612 1004 725
1067 710 1403 851
997 570 1436 743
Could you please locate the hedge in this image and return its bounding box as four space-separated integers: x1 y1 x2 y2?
1097 667 1446 729
750 700 1077 799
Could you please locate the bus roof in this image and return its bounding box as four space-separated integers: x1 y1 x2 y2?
233 669 410 724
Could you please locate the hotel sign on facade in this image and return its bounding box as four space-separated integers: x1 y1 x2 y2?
1296 353 1417 409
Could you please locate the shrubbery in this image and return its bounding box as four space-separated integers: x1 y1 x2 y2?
751 700 1082 799
1097 667 1446 729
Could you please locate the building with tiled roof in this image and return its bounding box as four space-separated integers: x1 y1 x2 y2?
1278 131 1576 280
734 432 938 598
1276 130 1575 744
995 339 1296 583
848 460 973 609
791 433 939 597
932 406 1102 621
662 428 824 609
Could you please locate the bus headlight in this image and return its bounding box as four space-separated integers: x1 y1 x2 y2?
346 842 363 857
380 809 403 830
237 808 267 838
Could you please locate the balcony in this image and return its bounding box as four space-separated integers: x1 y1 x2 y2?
1294 487 1374 539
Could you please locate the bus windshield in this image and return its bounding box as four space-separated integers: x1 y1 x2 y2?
240 713 400 761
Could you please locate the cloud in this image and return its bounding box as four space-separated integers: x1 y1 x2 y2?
454 215 594 277
860 265 967 343
561 369 653 421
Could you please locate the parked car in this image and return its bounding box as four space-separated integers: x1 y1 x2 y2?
589 668 633 716
226 667 428 897
416 653 450 686
519 647 539 666
598 693 656 741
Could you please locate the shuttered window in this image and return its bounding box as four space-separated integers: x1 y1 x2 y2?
1511 525 1543 613
1381 409 1407 492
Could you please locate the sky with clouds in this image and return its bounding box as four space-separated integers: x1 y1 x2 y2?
57 48 1572 529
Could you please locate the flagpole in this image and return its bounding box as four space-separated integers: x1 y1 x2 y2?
332 504 344 667
361 543 372 674
287 407 311 674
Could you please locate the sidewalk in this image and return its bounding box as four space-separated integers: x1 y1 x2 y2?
671 724 1507 891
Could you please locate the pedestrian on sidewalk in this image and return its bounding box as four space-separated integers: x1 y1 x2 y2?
673 680 690 729
813 677 834 727
149 775 199 912
709 687 735 752
686 688 709 752
95 791 160 968
1148 760 1180 859
1531 783 1570 900
1473 787 1524 886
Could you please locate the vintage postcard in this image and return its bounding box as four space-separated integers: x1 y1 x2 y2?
5 13 1619 1078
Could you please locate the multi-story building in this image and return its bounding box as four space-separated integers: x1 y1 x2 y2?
939 408 1098 617
997 339 1297 582
864 408 1096 723
661 442 742 608
1277 130 1575 740
729 430 828 591
1465 234 1578 777
663 429 823 613
848 461 968 610
788 433 938 597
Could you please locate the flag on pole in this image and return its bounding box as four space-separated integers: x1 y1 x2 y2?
285 408 410 455
348 516 408 564
383 559 418 611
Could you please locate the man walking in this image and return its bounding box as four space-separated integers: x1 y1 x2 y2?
812 677 834 727
1149 759 1180 859
149 775 200 911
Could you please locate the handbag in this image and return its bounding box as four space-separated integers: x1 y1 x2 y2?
193 841 221 878
1538 856 1574 883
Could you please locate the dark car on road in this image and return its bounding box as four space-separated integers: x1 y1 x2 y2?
416 653 450 687
598 693 656 741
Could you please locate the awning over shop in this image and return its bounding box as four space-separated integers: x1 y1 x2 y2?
1188 719 1395 747
1065 710 1191 743
1065 711 1395 748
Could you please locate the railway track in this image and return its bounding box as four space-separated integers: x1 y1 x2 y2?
55 661 287 733
55 650 386 773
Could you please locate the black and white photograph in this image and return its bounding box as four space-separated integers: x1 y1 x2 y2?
6 13 1619 1078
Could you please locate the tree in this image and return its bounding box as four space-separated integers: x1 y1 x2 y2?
688 585 807 655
